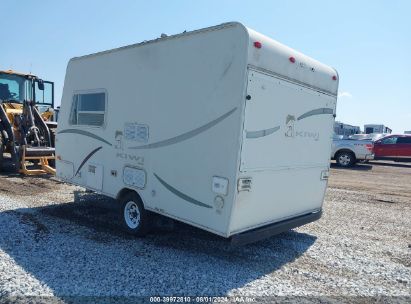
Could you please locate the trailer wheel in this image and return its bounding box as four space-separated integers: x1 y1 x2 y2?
336 151 355 167
119 192 148 236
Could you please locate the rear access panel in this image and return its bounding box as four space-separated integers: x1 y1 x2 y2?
240 70 336 171
231 70 336 234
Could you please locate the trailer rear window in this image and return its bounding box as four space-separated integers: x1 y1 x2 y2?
69 91 106 126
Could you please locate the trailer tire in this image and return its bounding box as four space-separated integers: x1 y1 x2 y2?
336 151 355 167
119 192 149 236
49 127 56 148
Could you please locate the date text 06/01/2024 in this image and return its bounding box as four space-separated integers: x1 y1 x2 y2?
149 296 257 303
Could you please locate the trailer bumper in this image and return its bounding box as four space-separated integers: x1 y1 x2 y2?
230 210 322 246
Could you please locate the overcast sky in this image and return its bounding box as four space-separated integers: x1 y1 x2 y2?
1 0 410 133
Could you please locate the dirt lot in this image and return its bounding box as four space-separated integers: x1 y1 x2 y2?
0 160 410 300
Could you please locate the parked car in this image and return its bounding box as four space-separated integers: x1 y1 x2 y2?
373 135 411 162
331 138 374 167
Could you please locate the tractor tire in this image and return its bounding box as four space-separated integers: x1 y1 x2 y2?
0 132 4 170
48 158 56 169
49 127 57 168
49 127 57 148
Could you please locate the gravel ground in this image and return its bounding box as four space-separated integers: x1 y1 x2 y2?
0 161 410 301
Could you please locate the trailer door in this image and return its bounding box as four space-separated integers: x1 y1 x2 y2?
240 70 336 171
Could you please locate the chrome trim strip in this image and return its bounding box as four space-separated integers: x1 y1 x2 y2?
130 107 237 150
154 173 212 209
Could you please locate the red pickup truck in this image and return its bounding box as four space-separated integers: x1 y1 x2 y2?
373 135 411 162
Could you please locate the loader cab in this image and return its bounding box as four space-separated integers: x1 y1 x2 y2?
0 72 31 102
0 70 56 175
0 70 54 114
34 79 54 115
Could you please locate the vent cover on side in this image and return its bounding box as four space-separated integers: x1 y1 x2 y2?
123 167 146 189
124 123 149 142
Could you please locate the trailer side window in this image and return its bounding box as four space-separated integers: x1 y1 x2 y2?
69 91 106 126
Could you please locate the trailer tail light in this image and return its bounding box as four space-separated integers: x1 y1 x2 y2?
212 176 228 195
289 56 296 63
253 41 262 49
365 144 374 152
238 177 252 192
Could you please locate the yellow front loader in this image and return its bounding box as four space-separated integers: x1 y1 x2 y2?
0 70 57 175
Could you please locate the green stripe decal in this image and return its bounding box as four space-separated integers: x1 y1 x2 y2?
297 108 334 121
154 173 212 209
130 107 237 149
58 129 112 146
246 126 280 139
75 146 102 176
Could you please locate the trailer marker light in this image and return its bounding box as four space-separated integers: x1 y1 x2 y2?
214 196 224 211
289 56 296 63
332 75 337 81
321 170 330 180
253 41 262 49
238 178 252 192
212 176 229 196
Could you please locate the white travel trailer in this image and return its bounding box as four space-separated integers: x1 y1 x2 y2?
56 22 339 245
364 124 392 134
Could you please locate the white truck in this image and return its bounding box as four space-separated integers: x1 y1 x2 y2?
56 22 339 245
331 138 374 167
